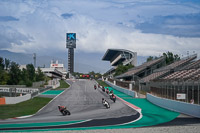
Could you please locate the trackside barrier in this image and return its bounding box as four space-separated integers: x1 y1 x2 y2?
147 93 200 118
105 81 135 97
0 98 6 105
4 94 31 104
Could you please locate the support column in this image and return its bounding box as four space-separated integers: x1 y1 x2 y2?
68 48 74 73
129 83 132 90
198 81 199 105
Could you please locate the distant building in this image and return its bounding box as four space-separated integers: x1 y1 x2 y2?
19 65 27 70
50 60 66 72
39 60 67 79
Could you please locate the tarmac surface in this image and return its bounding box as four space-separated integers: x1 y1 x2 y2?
0 79 139 131
0 79 199 132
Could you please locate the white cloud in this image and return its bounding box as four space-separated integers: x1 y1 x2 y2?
0 0 200 58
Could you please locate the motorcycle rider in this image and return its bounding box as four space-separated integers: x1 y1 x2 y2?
102 98 110 108
58 105 66 112
106 88 109 94
102 86 105 92
94 84 97 90
111 94 116 102
102 98 106 103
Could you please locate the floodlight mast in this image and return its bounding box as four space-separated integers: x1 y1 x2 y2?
33 53 36 68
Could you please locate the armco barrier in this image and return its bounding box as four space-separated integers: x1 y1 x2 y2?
105 81 135 97
147 93 200 118
5 94 31 104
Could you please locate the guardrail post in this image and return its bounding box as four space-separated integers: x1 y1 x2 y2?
114 80 116 85
129 83 132 90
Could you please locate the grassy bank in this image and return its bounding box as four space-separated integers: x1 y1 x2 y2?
0 97 52 119
97 80 110 87
55 80 70 90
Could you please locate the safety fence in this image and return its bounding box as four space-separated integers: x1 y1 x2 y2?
149 80 200 105
115 80 130 89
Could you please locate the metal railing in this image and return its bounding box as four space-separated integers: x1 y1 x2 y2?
149 80 200 105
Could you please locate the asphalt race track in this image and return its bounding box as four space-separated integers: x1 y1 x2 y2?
0 79 140 131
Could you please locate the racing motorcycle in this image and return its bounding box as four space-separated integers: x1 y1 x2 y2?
94 85 97 90
106 88 110 94
102 87 105 92
110 94 116 103
58 106 71 116
102 98 110 109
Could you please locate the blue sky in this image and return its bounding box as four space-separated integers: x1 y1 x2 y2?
0 0 200 63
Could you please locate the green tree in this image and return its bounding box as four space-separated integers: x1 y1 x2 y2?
147 56 154 62
8 62 21 85
18 68 29 85
0 57 4 70
114 64 134 76
0 69 9 85
36 67 45 81
26 64 35 82
163 51 180 65
5 58 10 70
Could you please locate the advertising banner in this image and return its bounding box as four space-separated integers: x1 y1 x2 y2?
176 93 186 99
66 33 76 48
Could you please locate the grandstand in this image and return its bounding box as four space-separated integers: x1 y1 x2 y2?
148 54 200 105
140 54 197 83
103 50 199 105
162 68 200 81
116 56 166 80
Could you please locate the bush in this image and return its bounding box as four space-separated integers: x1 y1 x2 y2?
25 80 32 87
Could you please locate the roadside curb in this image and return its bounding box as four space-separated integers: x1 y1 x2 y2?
116 96 142 113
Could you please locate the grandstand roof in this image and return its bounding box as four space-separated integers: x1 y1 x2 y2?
116 56 165 79
102 49 137 66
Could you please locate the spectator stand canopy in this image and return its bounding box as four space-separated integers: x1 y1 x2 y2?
102 49 137 67
102 49 137 77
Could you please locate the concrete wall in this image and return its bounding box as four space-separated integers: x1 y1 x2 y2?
147 93 200 118
105 81 135 97
0 87 39 94
32 81 45 88
5 94 31 104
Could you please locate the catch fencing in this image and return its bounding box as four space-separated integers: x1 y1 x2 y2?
150 80 200 105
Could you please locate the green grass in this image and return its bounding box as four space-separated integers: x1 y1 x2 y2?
97 80 110 87
55 80 70 90
0 97 52 119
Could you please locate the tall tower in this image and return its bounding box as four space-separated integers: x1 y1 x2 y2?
33 53 36 68
66 33 76 74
